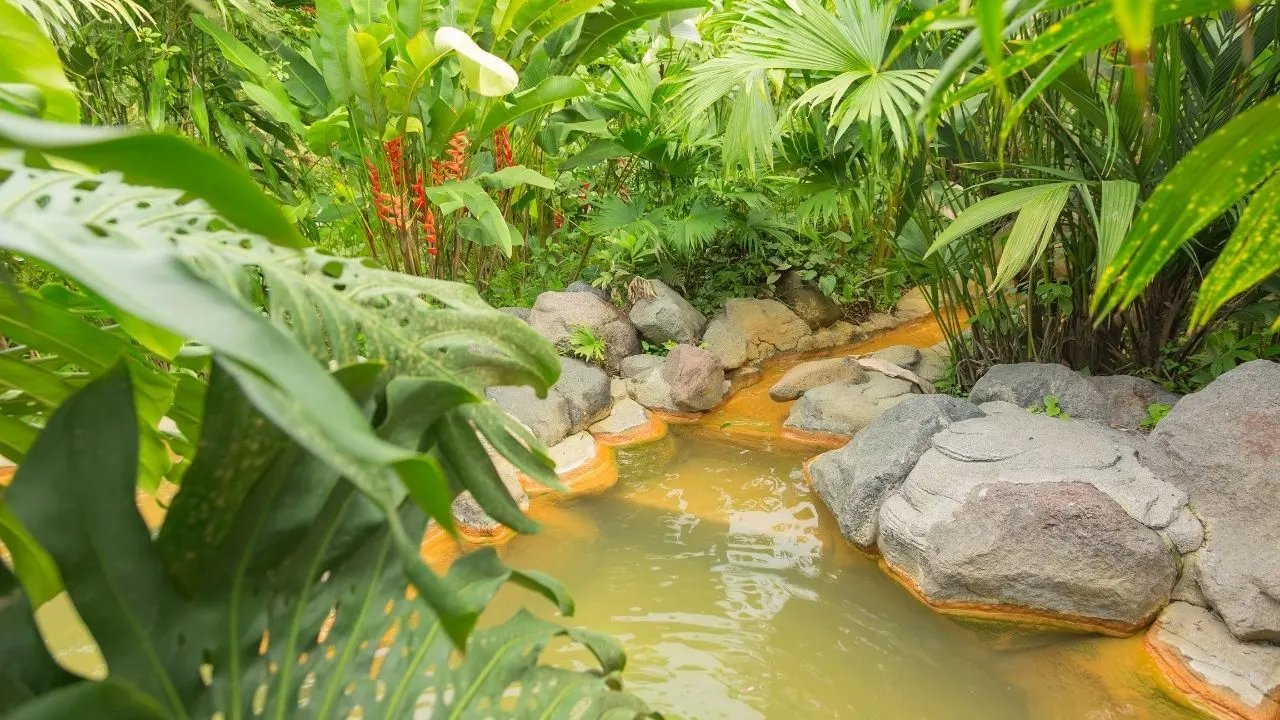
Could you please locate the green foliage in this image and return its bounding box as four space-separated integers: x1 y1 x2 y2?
1140 402 1171 431
1029 394 1070 420
569 323 608 363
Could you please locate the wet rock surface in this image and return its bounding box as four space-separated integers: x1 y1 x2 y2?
1147 602 1280 720
777 270 843 329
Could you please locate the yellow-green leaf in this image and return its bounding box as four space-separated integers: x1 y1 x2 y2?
1191 172 1280 327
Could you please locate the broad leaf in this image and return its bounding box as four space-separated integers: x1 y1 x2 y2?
0 112 304 248
477 75 589 137
0 0 79 122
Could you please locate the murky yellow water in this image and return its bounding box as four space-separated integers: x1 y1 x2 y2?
484 430 1208 720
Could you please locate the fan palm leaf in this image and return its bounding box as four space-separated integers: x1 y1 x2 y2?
670 0 939 171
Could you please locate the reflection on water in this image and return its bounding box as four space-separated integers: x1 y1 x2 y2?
486 431 1207 720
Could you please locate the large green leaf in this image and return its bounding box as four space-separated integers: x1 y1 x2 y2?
926 181 1075 257
477 75 589 137
1096 179 1138 273
989 182 1072 290
0 112 305 248
0 561 77 713
4 363 655 719
1192 171 1280 328
0 0 79 122
563 0 708 68
1095 95 1280 317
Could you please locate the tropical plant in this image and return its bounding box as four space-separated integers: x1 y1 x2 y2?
568 323 608 363
1 361 655 718
0 23 655 714
670 0 939 173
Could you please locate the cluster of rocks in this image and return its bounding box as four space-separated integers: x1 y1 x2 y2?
778 344 948 438
807 360 1280 720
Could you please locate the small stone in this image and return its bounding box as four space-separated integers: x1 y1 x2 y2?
1163 507 1206 554
590 398 650 436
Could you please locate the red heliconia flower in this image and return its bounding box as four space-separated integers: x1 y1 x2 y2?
493 126 513 170
383 137 404 186
299 5 315 14
578 181 590 209
445 131 471 181
553 208 564 230
430 159 448 186
619 183 630 202
423 209 438 256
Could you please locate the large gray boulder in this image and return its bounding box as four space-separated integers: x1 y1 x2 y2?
624 366 678 412
628 279 707 346
876 410 1193 629
662 344 725 411
528 291 640 371
486 358 610 446
619 354 663 379
777 270 843 329
498 306 530 323
969 363 1109 422
1089 375 1181 429
1147 602 1280 720
701 299 811 370
882 481 1178 629
769 357 868 401
807 395 985 547
1150 360 1280 642
783 373 916 436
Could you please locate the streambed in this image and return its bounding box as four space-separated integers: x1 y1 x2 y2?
484 429 1208 720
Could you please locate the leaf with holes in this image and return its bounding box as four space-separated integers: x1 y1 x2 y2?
2 362 657 719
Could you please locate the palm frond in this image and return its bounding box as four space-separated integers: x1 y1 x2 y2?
12 0 151 38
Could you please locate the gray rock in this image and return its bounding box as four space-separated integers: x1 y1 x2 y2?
1147 603 1280 720
869 345 921 370
778 270 843 329
978 400 1027 415
589 398 652 436
499 306 530 323
565 280 608 301
915 342 951 383
662 345 725 412
769 357 868 401
486 385 571 446
529 291 640 371
807 396 985 546
619 354 664 379
486 358 610 446
881 481 1178 628
1150 360 1280 642
970 363 1108 422
1173 552 1210 607
783 374 917 437
1163 507 1206 555
609 378 629 404
1089 374 1181 429
555 358 612 432
628 279 707 346
701 299 812 370
895 412 1188 529
624 366 678 413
